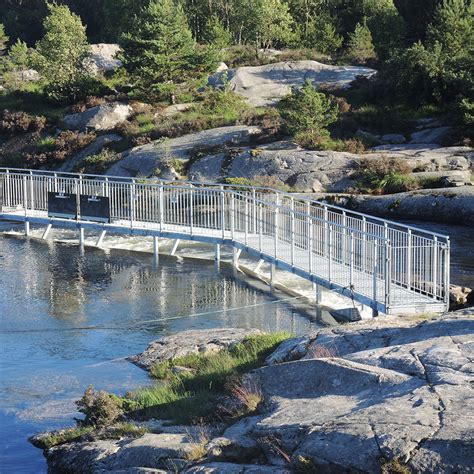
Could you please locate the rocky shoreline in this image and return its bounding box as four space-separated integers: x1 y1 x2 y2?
33 309 474 473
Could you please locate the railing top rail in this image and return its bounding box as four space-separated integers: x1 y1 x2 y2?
0 167 450 243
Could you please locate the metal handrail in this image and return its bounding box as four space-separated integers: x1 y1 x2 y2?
0 167 450 242
0 168 450 314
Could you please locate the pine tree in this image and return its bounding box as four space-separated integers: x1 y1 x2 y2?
303 15 343 55
345 19 377 63
204 15 232 50
426 0 474 57
35 4 91 101
3 40 30 88
0 23 8 56
121 0 212 96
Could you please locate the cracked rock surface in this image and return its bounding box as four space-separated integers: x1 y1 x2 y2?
42 310 473 473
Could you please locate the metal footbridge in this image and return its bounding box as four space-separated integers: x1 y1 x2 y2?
0 168 450 315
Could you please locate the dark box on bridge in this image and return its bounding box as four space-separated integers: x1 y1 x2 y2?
79 195 110 223
47 192 77 219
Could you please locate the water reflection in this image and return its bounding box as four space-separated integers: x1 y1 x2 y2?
0 232 319 473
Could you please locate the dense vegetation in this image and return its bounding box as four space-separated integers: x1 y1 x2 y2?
0 0 472 171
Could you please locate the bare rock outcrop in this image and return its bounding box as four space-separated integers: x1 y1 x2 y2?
41 311 474 473
107 126 262 178
208 61 376 106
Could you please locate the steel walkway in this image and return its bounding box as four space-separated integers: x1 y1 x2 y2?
0 168 450 315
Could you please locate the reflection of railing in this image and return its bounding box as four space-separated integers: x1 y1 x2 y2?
0 167 450 315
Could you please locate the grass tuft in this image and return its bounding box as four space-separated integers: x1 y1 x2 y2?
128 332 290 424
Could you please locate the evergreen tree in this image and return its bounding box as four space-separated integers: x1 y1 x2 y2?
203 15 232 50
3 40 31 89
426 0 474 57
0 23 8 56
35 4 91 102
121 0 212 97
345 19 377 63
277 80 339 139
303 15 343 55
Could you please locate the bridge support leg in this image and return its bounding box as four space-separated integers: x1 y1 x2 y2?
315 284 322 305
270 263 276 292
96 230 107 247
254 259 264 274
42 223 52 240
214 244 221 262
153 236 159 258
79 226 85 248
232 248 241 267
24 221 30 236
170 239 180 256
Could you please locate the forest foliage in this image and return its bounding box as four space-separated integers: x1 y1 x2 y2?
0 0 472 127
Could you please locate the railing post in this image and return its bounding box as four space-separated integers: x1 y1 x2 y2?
130 179 135 229
385 240 391 312
432 236 438 299
274 194 280 258
220 186 225 239
22 175 27 215
75 176 80 220
252 189 257 234
350 231 354 288
29 170 35 212
373 242 378 312
362 216 367 271
258 202 263 252
245 195 249 245
444 239 450 308
230 192 235 240
342 210 347 264
324 206 329 258
290 197 295 266
5 169 10 208
307 202 313 274
328 225 333 283
407 229 412 289
159 182 164 231
189 183 193 236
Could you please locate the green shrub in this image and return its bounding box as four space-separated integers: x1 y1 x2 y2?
76 385 124 427
277 80 340 142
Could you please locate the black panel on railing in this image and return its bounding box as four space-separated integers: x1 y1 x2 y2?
47 192 77 219
79 195 110 223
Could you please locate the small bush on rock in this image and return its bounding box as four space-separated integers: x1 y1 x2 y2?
358 157 416 194
76 385 124 427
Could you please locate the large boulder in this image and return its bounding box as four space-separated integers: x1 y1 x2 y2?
63 102 132 132
107 126 262 178
208 61 376 106
84 44 123 75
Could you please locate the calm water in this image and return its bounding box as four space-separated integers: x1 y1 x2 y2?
0 220 472 473
0 227 319 473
